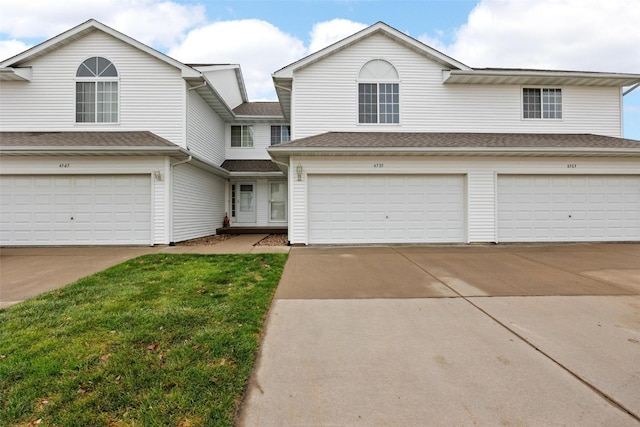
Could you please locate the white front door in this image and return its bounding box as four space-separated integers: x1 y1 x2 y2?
237 183 256 223
269 182 287 222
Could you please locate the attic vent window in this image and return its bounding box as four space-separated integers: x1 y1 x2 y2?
358 59 399 124
75 57 119 123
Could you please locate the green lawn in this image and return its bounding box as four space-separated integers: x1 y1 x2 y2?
0 253 287 426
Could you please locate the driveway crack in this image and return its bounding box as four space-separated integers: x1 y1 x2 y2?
392 246 640 423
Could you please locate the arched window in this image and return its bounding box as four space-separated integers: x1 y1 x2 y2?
358 59 399 124
76 57 118 123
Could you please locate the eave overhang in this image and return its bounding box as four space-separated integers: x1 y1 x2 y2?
0 19 201 79
443 70 640 87
0 146 188 157
0 67 32 81
268 146 640 163
191 77 236 122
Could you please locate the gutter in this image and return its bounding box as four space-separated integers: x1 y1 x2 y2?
267 146 640 157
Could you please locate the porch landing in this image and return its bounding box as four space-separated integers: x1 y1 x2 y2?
216 226 288 235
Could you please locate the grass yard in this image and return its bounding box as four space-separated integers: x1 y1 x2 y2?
0 253 287 426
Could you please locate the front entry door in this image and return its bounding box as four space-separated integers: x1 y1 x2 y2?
237 183 256 223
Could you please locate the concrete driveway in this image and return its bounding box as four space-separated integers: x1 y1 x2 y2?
0 247 159 309
238 243 640 426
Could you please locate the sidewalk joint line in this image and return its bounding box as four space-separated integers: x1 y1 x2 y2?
392 246 640 423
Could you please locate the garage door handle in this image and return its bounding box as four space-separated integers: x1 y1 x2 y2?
70 217 74 220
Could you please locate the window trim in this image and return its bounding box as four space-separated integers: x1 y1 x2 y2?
268 180 288 222
75 56 120 125
521 86 563 120
230 125 254 148
357 59 400 125
270 125 291 145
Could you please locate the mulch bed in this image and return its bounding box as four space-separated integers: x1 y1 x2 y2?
254 234 288 246
177 233 288 247
177 234 238 246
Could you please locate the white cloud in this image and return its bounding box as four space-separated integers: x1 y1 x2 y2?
422 0 640 73
308 19 368 53
0 0 205 50
0 40 32 62
169 19 306 100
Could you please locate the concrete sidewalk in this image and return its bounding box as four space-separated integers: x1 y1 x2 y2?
0 234 289 309
238 243 640 426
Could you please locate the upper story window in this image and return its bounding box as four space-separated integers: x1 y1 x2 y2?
231 125 254 147
270 125 291 145
523 88 562 119
76 57 119 123
358 59 399 124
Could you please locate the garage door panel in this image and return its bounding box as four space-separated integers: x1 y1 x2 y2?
1 175 151 245
498 175 640 242
309 175 465 244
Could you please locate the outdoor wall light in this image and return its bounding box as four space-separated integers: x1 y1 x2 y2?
153 170 163 181
296 164 303 181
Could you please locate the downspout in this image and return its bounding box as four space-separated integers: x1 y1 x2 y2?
169 155 192 246
623 83 639 96
621 83 640 137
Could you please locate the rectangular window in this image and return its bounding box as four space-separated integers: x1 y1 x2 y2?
270 125 291 145
358 83 378 123
231 125 254 147
359 83 399 124
75 81 118 123
523 88 562 119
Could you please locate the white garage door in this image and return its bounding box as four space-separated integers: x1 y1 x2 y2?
498 175 640 242
308 175 465 244
0 175 152 245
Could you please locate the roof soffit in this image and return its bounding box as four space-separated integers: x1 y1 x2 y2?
444 70 640 87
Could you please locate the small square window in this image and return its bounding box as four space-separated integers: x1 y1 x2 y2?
231 125 254 147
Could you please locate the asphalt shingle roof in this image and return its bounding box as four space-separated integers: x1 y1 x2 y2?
0 131 177 147
272 132 640 149
233 102 283 117
221 159 281 172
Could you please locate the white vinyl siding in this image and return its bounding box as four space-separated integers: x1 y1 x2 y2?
290 33 623 139
225 123 278 160
308 174 465 244
0 155 170 245
0 31 186 146
187 89 225 164
172 163 226 242
497 175 640 242
287 156 640 245
0 175 152 245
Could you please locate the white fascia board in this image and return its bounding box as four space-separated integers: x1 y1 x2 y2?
268 146 640 157
0 19 200 79
273 22 470 78
444 69 640 86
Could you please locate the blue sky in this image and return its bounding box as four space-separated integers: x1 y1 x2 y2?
1 0 638 139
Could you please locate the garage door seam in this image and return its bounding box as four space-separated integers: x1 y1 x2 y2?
392 247 640 422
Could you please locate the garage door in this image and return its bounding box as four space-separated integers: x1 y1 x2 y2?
0 175 152 245
498 175 640 242
308 175 465 244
